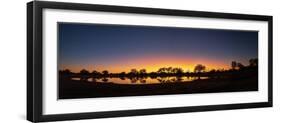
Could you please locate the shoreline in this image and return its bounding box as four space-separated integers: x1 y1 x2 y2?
59 76 258 99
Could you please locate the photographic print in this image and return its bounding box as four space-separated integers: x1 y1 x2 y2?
58 23 259 99
27 1 272 122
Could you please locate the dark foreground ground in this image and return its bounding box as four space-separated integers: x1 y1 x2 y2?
59 76 258 99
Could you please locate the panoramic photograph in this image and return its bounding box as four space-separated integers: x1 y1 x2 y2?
58 23 258 99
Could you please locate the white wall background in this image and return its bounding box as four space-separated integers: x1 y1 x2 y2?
0 0 279 123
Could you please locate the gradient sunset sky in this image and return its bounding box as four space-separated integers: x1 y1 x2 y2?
58 23 258 73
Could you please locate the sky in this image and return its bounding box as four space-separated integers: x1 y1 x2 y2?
58 23 258 73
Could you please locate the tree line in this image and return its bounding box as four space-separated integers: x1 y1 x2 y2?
60 58 258 78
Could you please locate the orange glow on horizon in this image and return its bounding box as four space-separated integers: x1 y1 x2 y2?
60 55 231 73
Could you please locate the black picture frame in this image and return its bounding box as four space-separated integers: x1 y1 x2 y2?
27 1 273 122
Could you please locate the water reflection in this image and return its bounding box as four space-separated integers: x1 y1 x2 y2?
71 76 209 84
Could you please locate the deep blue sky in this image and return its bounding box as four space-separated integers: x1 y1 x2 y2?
58 23 258 72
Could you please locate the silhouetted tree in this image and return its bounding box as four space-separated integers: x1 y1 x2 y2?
249 58 258 67
139 69 147 75
185 70 191 76
194 64 206 79
157 67 176 74
91 70 100 76
60 69 72 80
209 69 216 73
237 63 245 70
194 64 206 73
80 69 90 81
119 72 126 77
167 67 173 74
149 72 158 78
171 68 177 74
130 69 138 75
157 67 166 74
63 69 71 73
60 69 71 76
102 70 109 75
209 69 217 79
80 69 90 75
231 61 237 70
172 68 184 75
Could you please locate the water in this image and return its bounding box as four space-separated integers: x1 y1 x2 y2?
71 76 209 84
